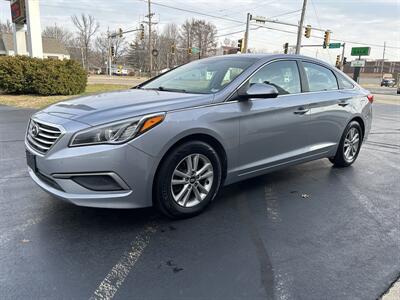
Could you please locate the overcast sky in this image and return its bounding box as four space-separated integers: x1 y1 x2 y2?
1 0 399 64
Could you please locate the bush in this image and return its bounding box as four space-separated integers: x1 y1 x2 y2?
0 56 87 96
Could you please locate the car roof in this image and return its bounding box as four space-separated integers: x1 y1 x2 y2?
205 53 333 68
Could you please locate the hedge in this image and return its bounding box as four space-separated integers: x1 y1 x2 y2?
0 56 87 96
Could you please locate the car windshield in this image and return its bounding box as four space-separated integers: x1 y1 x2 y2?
141 57 258 94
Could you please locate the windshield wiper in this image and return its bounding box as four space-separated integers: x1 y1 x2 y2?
156 86 187 93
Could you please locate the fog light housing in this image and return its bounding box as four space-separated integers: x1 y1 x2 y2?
71 175 124 191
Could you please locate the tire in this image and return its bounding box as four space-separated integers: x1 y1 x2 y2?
154 141 222 219
329 121 363 168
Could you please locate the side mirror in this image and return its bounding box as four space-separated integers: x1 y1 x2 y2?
239 83 279 100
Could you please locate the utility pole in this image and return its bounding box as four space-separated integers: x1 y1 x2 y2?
340 43 346 71
295 0 308 54
380 41 386 78
107 28 112 76
243 13 252 53
145 0 154 78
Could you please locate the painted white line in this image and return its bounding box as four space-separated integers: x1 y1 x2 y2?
0 216 43 248
90 224 157 300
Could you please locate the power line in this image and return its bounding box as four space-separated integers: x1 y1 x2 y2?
310 0 332 63
140 0 400 51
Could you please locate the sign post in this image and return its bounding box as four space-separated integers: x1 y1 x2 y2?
9 0 43 58
351 47 370 83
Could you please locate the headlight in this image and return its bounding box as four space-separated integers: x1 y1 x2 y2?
70 113 165 147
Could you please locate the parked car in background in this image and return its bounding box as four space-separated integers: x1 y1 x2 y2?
112 66 129 76
381 74 396 87
25 54 373 219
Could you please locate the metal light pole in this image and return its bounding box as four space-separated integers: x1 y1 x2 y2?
295 0 308 54
147 0 153 78
243 13 252 53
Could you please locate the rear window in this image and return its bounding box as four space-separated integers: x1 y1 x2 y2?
337 74 354 89
303 62 338 92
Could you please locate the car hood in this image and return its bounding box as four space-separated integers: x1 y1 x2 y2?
41 89 213 126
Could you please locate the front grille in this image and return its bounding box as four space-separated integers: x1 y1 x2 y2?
26 120 62 154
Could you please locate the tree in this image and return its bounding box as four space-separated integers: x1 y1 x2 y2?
71 14 99 70
94 32 127 69
179 19 217 62
42 24 73 47
0 20 13 33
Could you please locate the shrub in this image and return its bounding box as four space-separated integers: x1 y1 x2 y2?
0 56 87 96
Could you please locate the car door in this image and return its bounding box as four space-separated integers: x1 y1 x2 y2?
235 60 313 178
301 61 353 153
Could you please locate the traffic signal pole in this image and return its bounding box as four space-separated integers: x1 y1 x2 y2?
295 0 308 54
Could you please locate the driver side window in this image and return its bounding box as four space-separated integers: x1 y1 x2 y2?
249 61 301 95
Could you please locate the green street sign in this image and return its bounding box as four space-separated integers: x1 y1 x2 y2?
351 47 371 56
329 43 341 49
191 47 200 54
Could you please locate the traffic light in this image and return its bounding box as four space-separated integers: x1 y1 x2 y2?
118 28 123 38
237 38 243 52
323 30 331 48
140 24 145 40
111 46 115 57
304 25 311 38
335 55 341 68
171 44 176 54
188 47 192 55
283 42 289 54
343 57 347 65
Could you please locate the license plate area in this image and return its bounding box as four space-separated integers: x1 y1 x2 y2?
26 150 37 172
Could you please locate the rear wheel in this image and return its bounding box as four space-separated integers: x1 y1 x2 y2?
154 141 222 219
329 121 363 167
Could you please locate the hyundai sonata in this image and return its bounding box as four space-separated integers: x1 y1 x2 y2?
26 54 373 218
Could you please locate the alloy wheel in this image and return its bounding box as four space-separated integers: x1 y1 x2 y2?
343 127 360 162
170 154 214 208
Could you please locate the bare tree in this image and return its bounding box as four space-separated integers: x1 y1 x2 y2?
71 14 99 70
179 19 217 62
94 32 127 69
0 20 13 33
192 20 217 58
42 24 73 47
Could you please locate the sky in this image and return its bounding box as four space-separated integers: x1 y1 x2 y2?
0 0 399 65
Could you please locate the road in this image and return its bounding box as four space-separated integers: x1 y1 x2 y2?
88 75 147 86
0 101 399 299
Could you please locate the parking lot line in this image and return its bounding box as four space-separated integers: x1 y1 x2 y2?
90 223 157 300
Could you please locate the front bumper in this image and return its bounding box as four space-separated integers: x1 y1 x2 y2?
26 114 157 209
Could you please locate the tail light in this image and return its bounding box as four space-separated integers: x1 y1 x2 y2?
367 94 374 103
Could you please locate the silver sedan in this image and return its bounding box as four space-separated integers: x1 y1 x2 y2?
25 54 373 218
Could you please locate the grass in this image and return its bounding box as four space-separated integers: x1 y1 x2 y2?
0 84 129 109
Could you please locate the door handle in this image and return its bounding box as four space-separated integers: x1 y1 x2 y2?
294 107 310 115
338 99 350 107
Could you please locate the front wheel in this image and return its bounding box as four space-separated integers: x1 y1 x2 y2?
154 141 222 219
329 121 363 167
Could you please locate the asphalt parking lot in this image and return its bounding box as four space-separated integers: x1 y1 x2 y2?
0 102 399 300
